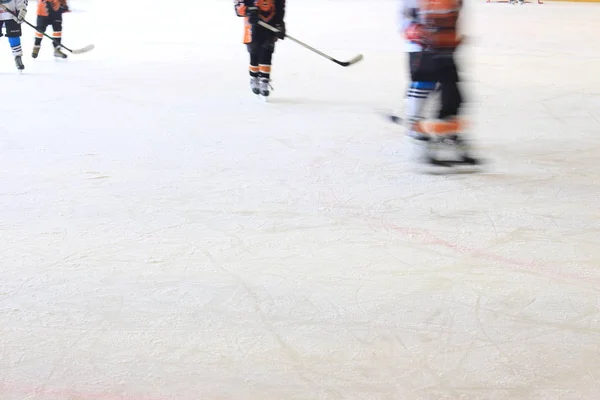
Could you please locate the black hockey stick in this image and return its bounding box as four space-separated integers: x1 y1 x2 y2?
258 21 363 67
0 4 94 54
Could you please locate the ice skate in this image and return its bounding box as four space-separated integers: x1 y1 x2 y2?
405 132 434 164
250 76 260 95
54 47 68 59
32 45 40 59
421 135 483 173
446 135 483 170
14 56 24 72
412 120 483 173
258 77 272 100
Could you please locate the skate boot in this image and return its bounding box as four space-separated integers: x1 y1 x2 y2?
54 47 68 59
32 45 40 59
405 130 432 165
14 56 24 72
250 76 260 95
446 135 482 167
413 119 483 172
259 77 271 98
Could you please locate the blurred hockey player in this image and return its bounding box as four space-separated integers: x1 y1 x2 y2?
235 0 286 99
32 0 69 59
0 0 28 71
401 0 480 168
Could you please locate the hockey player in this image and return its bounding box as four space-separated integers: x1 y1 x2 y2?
234 0 286 99
0 0 28 71
32 0 69 59
401 0 480 167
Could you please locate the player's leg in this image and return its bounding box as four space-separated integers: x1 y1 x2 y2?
407 52 437 133
6 20 24 71
258 41 275 97
404 52 437 162
257 28 276 97
33 16 51 58
244 21 261 95
51 14 67 59
428 55 480 165
247 42 261 94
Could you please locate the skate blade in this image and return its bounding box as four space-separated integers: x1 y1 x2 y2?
415 155 486 175
419 165 482 175
428 161 485 175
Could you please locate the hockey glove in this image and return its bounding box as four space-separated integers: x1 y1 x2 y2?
15 7 27 24
275 22 286 40
246 6 259 25
59 0 70 12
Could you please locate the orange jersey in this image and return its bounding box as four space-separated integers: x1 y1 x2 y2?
418 0 461 48
235 0 285 25
234 0 286 44
38 0 68 16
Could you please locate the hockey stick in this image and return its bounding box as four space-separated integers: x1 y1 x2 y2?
0 4 94 54
258 20 363 67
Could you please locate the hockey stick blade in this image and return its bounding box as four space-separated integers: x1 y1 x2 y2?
387 114 403 124
335 54 364 67
381 113 403 124
71 44 95 54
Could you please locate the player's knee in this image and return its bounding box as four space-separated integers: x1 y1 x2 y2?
261 41 275 54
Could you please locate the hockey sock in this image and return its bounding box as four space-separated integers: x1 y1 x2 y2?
34 31 44 47
258 64 271 80
249 53 259 77
259 48 273 80
405 81 436 137
249 65 259 77
52 31 62 48
8 37 23 57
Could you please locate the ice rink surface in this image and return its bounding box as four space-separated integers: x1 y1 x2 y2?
1 0 600 399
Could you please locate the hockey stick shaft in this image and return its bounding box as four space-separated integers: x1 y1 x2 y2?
257 20 362 67
0 3 93 54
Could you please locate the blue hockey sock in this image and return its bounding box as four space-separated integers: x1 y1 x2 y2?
8 36 23 57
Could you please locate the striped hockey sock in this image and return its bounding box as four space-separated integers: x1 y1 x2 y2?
405 81 436 137
8 36 23 57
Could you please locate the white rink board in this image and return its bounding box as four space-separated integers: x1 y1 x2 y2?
1 1 600 399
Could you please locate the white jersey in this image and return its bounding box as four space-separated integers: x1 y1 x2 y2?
0 0 28 21
399 0 423 52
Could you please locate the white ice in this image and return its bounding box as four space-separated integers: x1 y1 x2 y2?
1 0 600 399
